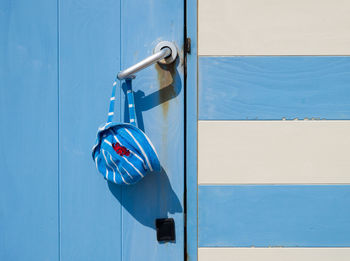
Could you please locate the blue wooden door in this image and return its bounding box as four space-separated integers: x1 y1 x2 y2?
0 1 184 260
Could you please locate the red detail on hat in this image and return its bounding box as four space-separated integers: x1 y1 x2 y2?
113 142 130 156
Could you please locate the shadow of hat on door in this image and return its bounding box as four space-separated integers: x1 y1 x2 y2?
108 60 183 230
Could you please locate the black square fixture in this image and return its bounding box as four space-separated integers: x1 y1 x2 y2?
155 218 175 242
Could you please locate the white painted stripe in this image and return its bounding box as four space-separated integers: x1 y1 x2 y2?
128 104 133 107
130 119 135 123
199 248 350 261
110 97 115 101
198 120 350 184
124 128 153 171
113 81 117 86
109 129 147 169
108 112 114 116
199 0 350 55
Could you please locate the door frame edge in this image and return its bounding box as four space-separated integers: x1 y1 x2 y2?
185 0 198 260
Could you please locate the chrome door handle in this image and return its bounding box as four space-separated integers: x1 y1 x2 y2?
117 41 177 80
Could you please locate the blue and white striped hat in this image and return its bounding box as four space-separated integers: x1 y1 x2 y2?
92 79 160 185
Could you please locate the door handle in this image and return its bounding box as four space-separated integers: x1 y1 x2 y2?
117 41 177 80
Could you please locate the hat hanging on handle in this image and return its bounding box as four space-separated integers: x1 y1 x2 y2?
92 79 160 185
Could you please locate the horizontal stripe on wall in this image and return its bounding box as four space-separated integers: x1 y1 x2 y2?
198 121 350 184
199 56 350 120
199 248 350 261
199 0 350 55
198 185 350 247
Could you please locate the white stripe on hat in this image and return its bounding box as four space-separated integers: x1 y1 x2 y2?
109 129 147 169
124 128 153 171
109 155 126 182
121 166 133 180
98 122 112 131
95 156 99 170
128 150 146 169
137 129 160 163
109 154 129 184
104 139 112 146
104 149 129 184
102 150 111 180
123 156 144 178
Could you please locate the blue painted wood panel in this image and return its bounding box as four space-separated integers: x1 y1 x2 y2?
199 56 350 120
120 1 185 260
0 0 59 260
199 185 350 247
186 0 198 259
59 1 122 260
60 0 184 260
1 0 184 259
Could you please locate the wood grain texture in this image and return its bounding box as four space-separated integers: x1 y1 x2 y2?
199 185 350 247
0 0 58 260
59 1 122 260
199 248 350 261
199 0 350 55
1 0 185 260
60 0 184 260
199 56 350 120
199 120 350 184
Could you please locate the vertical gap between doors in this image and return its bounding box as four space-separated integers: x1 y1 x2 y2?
57 0 61 260
183 0 188 260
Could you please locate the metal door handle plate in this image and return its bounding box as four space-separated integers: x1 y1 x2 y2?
117 41 177 80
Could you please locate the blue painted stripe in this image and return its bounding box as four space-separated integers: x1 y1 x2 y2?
199 185 350 247
199 56 350 120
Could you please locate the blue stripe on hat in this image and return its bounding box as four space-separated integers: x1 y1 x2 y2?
125 79 137 126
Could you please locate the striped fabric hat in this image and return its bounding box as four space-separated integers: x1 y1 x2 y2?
92 79 160 185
